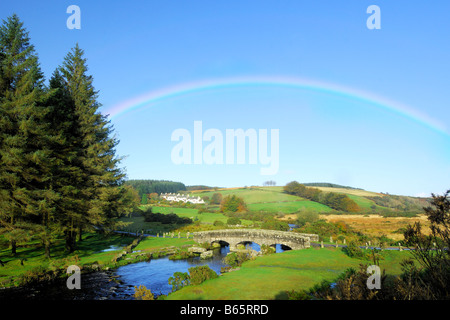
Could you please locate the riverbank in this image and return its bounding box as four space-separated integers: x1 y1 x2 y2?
0 232 195 289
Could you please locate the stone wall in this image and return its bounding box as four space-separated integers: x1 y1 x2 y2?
192 229 318 250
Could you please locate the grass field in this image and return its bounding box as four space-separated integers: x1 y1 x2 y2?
151 206 253 225
192 187 303 204
119 206 254 234
247 200 332 214
166 247 412 300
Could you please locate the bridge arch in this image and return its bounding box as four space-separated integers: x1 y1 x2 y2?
269 243 293 251
211 240 230 247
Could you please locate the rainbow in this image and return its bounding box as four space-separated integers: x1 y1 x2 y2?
104 75 448 137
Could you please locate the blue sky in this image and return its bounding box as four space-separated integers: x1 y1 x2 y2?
1 1 449 196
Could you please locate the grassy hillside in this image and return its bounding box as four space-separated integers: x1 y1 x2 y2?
192 187 303 204
247 200 332 214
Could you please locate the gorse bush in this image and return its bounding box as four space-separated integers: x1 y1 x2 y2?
133 285 155 300
188 265 218 285
222 251 253 268
342 241 366 259
168 272 190 292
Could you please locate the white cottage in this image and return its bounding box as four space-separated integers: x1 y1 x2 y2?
160 193 205 204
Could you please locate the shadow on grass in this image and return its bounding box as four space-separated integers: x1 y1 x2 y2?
0 232 136 264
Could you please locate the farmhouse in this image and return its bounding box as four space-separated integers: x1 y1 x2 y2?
160 193 205 204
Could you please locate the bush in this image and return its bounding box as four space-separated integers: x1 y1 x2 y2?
261 219 289 231
309 264 393 300
188 265 218 285
286 289 312 300
222 251 252 268
260 244 276 255
133 285 155 300
168 272 190 292
213 220 224 227
296 209 319 227
342 242 366 259
227 217 241 225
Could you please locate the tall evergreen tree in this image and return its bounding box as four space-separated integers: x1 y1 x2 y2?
57 44 132 251
0 14 56 255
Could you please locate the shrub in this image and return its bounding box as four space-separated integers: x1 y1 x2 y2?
286 289 312 300
261 219 289 231
188 265 218 285
296 209 319 227
213 220 224 227
227 217 241 226
342 241 366 259
134 285 155 300
222 251 252 268
168 272 190 292
260 244 276 255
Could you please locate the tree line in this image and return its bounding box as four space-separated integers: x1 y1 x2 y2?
125 179 186 197
284 181 360 212
0 15 137 257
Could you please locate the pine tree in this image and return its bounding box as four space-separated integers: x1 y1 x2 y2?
0 14 56 255
40 69 82 256
57 44 133 250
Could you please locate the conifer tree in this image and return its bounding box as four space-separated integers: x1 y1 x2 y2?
0 14 56 255
58 44 133 250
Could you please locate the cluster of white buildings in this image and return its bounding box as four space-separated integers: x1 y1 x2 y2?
160 193 205 204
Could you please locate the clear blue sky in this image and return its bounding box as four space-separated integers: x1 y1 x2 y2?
1 1 449 196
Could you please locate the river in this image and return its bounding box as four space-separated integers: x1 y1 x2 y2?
0 242 285 300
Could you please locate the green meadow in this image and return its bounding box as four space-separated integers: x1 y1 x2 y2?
247 200 333 214
151 206 254 225
193 187 303 204
119 206 254 234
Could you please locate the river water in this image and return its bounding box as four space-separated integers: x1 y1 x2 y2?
0 242 285 300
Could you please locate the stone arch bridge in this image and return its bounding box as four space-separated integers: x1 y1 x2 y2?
192 229 319 250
